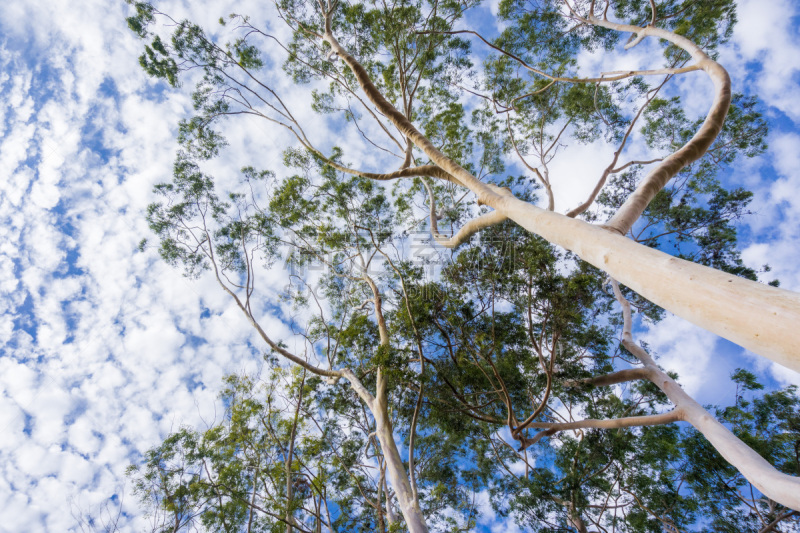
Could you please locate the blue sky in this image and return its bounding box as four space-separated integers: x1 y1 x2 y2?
1 0 800 531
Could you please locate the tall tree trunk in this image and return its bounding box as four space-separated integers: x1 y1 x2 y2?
340 368 430 533
338 269 430 533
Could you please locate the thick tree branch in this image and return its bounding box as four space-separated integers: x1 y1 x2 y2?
609 280 800 511
518 410 682 450
356 255 428 531
583 16 732 235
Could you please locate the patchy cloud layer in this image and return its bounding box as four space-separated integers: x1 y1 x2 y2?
0 0 282 529
0 0 799 531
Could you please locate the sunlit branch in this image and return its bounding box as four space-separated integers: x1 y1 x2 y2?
268 9 407 151
577 15 732 235
421 178 509 248
517 410 682 450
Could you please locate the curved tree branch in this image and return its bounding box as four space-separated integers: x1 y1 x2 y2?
422 178 509 248
583 16 732 235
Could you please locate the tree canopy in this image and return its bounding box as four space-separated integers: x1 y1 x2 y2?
122 0 800 531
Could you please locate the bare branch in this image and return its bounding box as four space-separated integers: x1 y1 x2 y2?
759 510 800 533
518 410 682 450
506 114 555 210
563 367 650 388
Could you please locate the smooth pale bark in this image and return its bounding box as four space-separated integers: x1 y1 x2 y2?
495 197 800 373
519 410 681 448
586 16 733 236
323 17 800 374
609 280 800 511
633 358 800 511
374 372 430 533
359 273 430 532
677 394 800 511
564 367 650 388
339 369 430 533
570 511 590 533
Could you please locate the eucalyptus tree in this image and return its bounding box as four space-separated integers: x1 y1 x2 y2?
126 0 800 530
125 0 800 363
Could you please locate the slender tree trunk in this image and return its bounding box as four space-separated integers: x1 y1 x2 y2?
374 415 429 532
360 271 430 532
384 476 398 526
373 369 430 533
377 463 386 533
285 371 306 533
340 367 429 532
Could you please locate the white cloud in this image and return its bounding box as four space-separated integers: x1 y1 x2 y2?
641 314 729 404
722 0 800 121
0 0 281 527
740 132 800 291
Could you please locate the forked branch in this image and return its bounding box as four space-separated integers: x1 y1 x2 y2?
608 280 800 511
582 15 732 235
422 179 509 248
